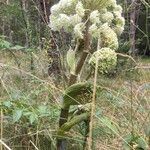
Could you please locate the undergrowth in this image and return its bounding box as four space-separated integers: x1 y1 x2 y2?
0 50 149 150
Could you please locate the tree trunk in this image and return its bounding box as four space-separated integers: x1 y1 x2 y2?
129 0 141 56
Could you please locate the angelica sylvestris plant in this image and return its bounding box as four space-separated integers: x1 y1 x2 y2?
49 0 125 149
49 0 124 74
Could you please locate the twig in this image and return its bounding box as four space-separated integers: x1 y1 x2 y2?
29 140 39 150
0 139 11 150
87 39 99 150
0 109 3 150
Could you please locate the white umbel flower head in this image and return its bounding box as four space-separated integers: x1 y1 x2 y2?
115 16 125 27
59 14 71 31
49 15 61 31
74 23 85 39
101 11 114 23
70 14 82 25
51 4 61 16
89 47 117 74
113 26 124 35
100 23 118 50
109 0 117 7
113 5 123 18
114 5 123 13
90 10 100 23
75 1 85 17
59 0 77 10
49 14 71 31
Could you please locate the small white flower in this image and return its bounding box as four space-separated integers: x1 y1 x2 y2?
114 11 122 17
70 14 82 25
113 26 124 35
50 4 61 15
59 0 73 8
74 23 85 39
90 10 100 24
49 15 61 31
113 5 123 18
109 0 117 7
114 5 123 13
75 1 85 17
59 14 71 31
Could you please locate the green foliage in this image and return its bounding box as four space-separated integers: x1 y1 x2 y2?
57 112 90 136
123 133 149 150
0 37 12 49
99 116 119 134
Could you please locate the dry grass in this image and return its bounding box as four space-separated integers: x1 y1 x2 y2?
0 50 149 149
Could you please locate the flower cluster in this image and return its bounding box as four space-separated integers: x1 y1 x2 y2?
49 0 84 38
49 0 125 73
112 4 125 35
99 23 118 50
49 0 125 40
89 48 117 74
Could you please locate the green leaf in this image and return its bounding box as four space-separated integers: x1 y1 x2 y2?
38 105 48 115
10 45 24 50
99 117 119 134
0 39 12 49
66 47 76 74
13 109 23 122
137 137 149 150
123 133 149 150
3 101 12 108
29 113 38 124
123 133 134 150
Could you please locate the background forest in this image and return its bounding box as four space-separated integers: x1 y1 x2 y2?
0 0 150 150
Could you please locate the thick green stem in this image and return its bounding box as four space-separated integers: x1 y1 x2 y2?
58 112 90 136
57 18 91 149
